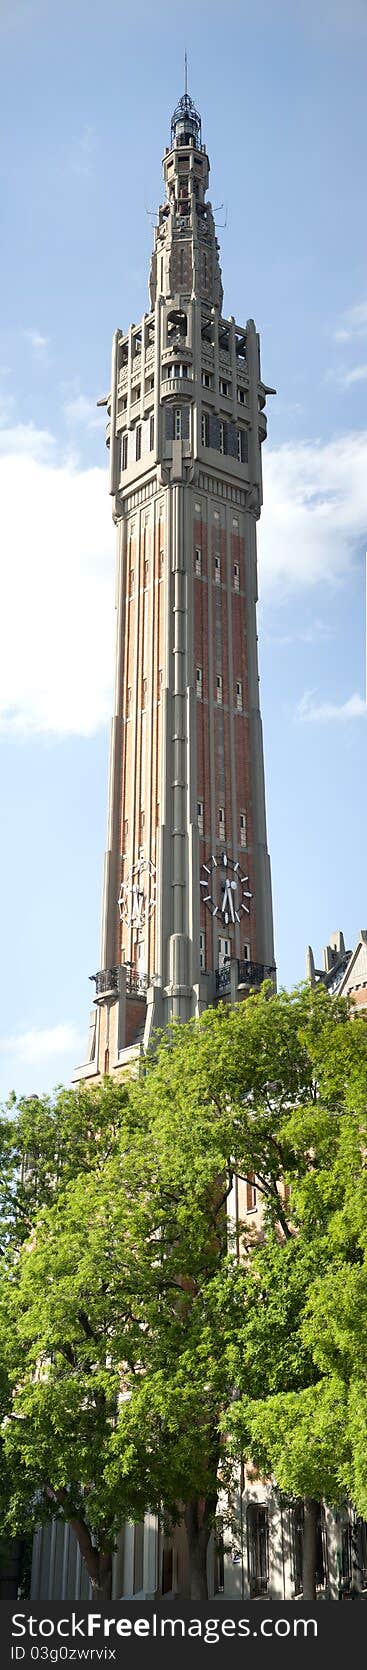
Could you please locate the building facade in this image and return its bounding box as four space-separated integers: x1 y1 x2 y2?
73 87 274 1087
307 928 367 1012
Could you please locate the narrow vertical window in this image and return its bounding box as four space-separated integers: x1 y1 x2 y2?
195 547 202 576
196 667 203 699
149 413 154 450
219 805 225 838
174 408 182 440
236 679 243 710
136 425 141 461
121 433 128 472
234 562 240 592
240 811 247 848
237 428 248 464
199 930 205 972
197 799 204 835
217 673 223 705
246 1174 257 1212
215 555 221 585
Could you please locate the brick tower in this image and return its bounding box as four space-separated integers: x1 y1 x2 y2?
73 88 275 1085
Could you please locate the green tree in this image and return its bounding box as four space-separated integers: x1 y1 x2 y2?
226 1006 367 1599
1 984 364 1602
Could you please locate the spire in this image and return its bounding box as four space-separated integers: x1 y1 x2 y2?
170 85 202 150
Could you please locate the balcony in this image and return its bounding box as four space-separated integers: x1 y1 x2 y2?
91 967 149 999
92 967 119 998
215 960 276 996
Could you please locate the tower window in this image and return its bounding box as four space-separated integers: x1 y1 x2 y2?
220 378 229 396
201 413 209 446
219 422 227 455
126 686 131 714
237 428 248 464
236 679 243 710
159 549 164 575
195 547 202 576
202 370 212 389
174 408 182 440
217 673 223 704
136 425 142 461
238 387 246 405
144 560 149 587
214 555 221 585
149 413 154 451
158 667 163 699
219 806 225 837
218 934 230 968
240 811 247 848
121 433 128 472
246 1174 257 1212
197 799 204 834
142 676 147 709
234 562 240 592
196 666 203 699
199 930 205 972
243 941 250 961
129 568 134 598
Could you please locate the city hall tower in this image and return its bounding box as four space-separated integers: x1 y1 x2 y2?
74 89 275 1084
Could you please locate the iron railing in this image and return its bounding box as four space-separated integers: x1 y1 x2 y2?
91 967 148 999
92 967 119 997
215 960 276 995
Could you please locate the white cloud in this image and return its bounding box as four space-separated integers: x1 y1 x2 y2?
0 1022 84 1064
348 302 367 329
340 364 367 386
23 330 50 352
260 430 367 592
64 394 104 431
297 691 367 723
0 422 113 736
333 329 351 344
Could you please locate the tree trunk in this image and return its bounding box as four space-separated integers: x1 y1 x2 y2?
302 1498 318 1603
184 1499 210 1603
69 1519 112 1601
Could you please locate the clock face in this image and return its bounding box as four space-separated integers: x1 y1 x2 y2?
200 851 252 925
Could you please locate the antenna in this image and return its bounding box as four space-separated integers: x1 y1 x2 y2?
184 50 188 96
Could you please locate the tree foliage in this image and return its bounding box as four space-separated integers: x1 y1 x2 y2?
0 984 366 1599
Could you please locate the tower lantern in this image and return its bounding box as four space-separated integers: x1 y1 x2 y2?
73 90 275 1085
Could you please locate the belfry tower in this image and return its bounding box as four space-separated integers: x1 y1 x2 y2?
74 89 275 1084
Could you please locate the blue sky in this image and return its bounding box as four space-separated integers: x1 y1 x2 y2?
0 0 366 1100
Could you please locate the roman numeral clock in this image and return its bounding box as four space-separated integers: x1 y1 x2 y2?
200 851 252 926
